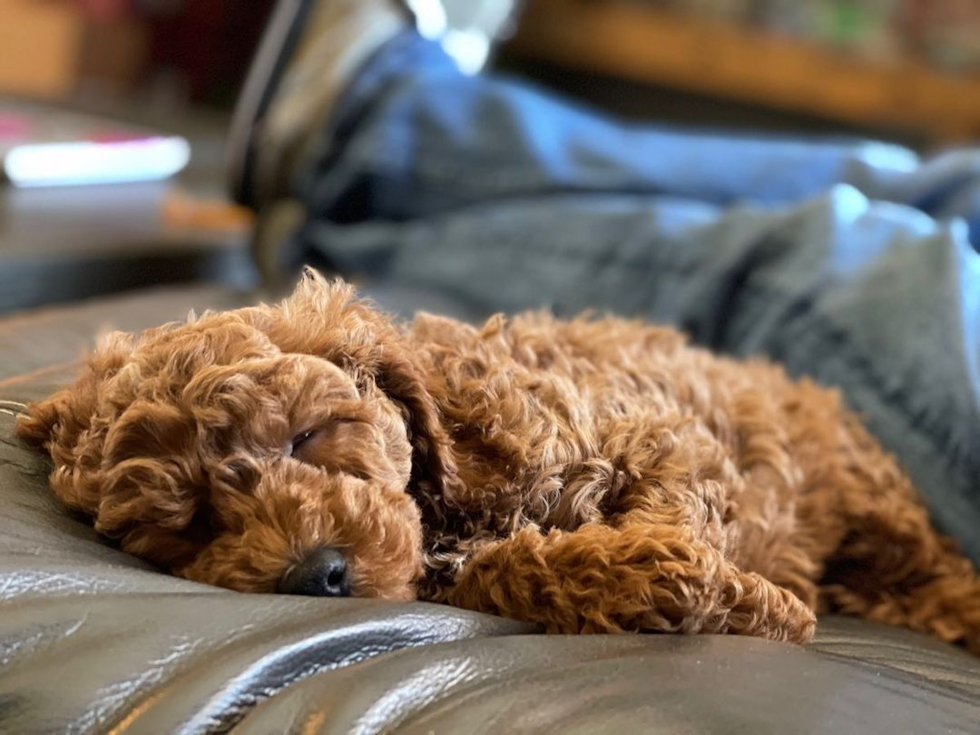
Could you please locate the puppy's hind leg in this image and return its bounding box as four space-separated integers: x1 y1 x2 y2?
820 470 980 654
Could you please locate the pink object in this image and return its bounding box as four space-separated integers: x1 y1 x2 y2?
0 114 32 141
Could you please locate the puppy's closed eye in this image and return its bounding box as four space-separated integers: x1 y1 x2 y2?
288 420 362 470
284 417 406 485
289 427 333 463
290 430 316 456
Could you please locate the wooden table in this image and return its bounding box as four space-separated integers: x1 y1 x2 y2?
0 102 258 315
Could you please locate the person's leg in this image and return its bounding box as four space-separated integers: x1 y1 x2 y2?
302 32 931 222
234 12 979 255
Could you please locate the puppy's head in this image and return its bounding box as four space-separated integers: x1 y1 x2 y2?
17 270 456 600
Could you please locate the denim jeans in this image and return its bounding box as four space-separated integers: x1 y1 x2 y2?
291 32 980 564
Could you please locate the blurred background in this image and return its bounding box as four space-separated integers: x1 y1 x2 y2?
1 0 978 314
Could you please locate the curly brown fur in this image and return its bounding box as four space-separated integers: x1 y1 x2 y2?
17 269 980 652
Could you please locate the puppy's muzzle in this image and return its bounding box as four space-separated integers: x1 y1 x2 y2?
277 546 351 597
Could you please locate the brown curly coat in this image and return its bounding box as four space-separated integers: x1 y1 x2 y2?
17 270 980 652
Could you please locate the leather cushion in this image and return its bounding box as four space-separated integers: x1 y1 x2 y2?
1 286 978 733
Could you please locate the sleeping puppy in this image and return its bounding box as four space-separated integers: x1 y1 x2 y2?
18 269 980 651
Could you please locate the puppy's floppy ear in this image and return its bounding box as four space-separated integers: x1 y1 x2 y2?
371 332 462 498
268 269 462 494
16 331 135 514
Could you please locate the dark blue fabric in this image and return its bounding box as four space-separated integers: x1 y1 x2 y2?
292 32 980 564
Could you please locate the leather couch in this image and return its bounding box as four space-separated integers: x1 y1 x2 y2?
2 285 979 733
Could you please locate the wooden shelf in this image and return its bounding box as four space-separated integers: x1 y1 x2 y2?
507 0 980 142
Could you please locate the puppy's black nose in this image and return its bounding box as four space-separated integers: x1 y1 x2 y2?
278 547 350 597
